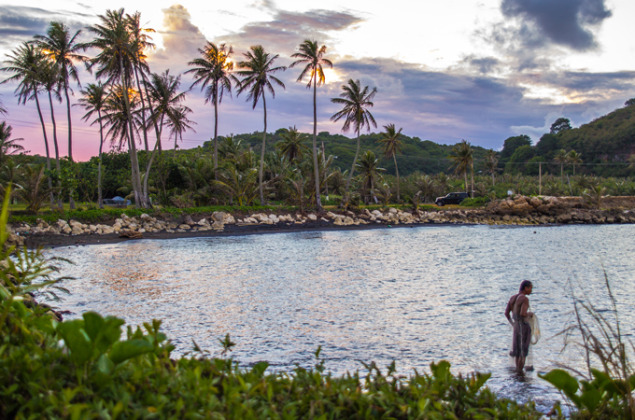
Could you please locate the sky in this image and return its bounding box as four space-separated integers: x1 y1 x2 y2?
1 0 634 161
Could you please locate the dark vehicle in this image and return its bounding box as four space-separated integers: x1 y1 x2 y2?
435 192 469 206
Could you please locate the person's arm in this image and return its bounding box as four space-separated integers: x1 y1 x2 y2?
504 296 514 324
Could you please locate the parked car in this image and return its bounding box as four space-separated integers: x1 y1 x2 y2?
435 192 469 206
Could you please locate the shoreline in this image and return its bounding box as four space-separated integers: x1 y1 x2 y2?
11 195 635 249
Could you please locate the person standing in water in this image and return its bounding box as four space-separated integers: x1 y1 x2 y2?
504 280 534 373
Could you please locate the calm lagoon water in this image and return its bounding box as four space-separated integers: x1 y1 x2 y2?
44 224 635 412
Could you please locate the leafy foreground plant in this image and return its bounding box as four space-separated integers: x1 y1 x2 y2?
540 275 635 419
1 191 543 418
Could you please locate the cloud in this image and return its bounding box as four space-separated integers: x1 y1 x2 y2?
219 9 363 57
151 5 208 73
501 0 612 51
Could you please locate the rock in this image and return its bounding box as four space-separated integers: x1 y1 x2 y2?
184 215 195 225
119 229 143 239
269 214 280 224
307 213 317 221
178 224 191 230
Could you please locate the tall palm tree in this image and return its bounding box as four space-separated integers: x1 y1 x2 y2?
554 149 568 180
235 45 286 205
102 84 141 151
449 139 474 197
77 82 108 208
485 149 499 186
0 122 25 165
567 150 582 175
276 126 308 164
145 70 188 150
378 123 403 202
290 40 333 211
34 21 86 162
40 60 64 208
84 8 148 208
1 42 55 207
186 42 234 171
330 79 377 200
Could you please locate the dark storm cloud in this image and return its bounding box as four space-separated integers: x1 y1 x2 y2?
220 9 362 56
501 0 611 50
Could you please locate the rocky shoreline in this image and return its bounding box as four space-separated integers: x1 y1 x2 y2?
9 195 635 248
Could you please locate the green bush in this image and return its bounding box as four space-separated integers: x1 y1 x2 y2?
460 196 489 207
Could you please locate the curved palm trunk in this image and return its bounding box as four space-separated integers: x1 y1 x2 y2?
311 75 322 211
345 128 361 198
134 66 150 152
392 152 400 202
47 89 63 209
97 109 104 208
33 91 55 208
259 93 267 205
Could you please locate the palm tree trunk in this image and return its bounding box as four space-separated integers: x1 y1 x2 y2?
259 93 267 205
470 162 474 198
311 75 322 211
47 90 63 210
120 60 146 208
213 87 219 174
134 66 150 152
97 109 104 209
63 84 76 210
393 152 400 202
464 171 468 194
33 91 55 208
345 128 361 198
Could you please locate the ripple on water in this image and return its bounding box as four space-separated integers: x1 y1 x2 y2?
43 224 635 411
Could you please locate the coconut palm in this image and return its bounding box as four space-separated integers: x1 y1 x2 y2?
1 42 56 207
554 148 568 180
84 8 148 207
166 105 195 151
102 84 141 151
290 40 333 211
449 139 474 196
77 82 108 208
485 149 499 186
34 21 86 163
235 45 286 205
276 126 309 164
356 150 384 204
145 70 188 150
39 61 64 208
567 150 582 175
186 42 234 171
330 79 377 201
378 123 403 202
0 122 25 166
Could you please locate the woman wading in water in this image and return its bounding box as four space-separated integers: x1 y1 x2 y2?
504 280 534 373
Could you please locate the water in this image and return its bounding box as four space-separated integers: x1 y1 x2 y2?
43 224 635 412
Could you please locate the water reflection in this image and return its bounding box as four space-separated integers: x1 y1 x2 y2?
45 224 635 412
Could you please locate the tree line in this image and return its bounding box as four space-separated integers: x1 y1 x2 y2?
1 8 634 213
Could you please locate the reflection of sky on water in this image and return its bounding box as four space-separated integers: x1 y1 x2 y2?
45 224 635 413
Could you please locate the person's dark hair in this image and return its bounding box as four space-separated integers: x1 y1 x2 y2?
519 280 533 292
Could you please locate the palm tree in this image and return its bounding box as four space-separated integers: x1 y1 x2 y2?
84 8 148 208
566 150 582 175
485 149 499 186
40 60 64 208
186 42 234 171
554 148 568 180
34 21 86 163
166 105 195 151
276 126 308 164
0 122 25 165
330 79 377 200
1 42 55 207
235 45 286 205
378 123 403 202
290 40 333 211
145 70 188 150
356 150 384 204
102 84 141 151
77 82 108 208
449 139 474 196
